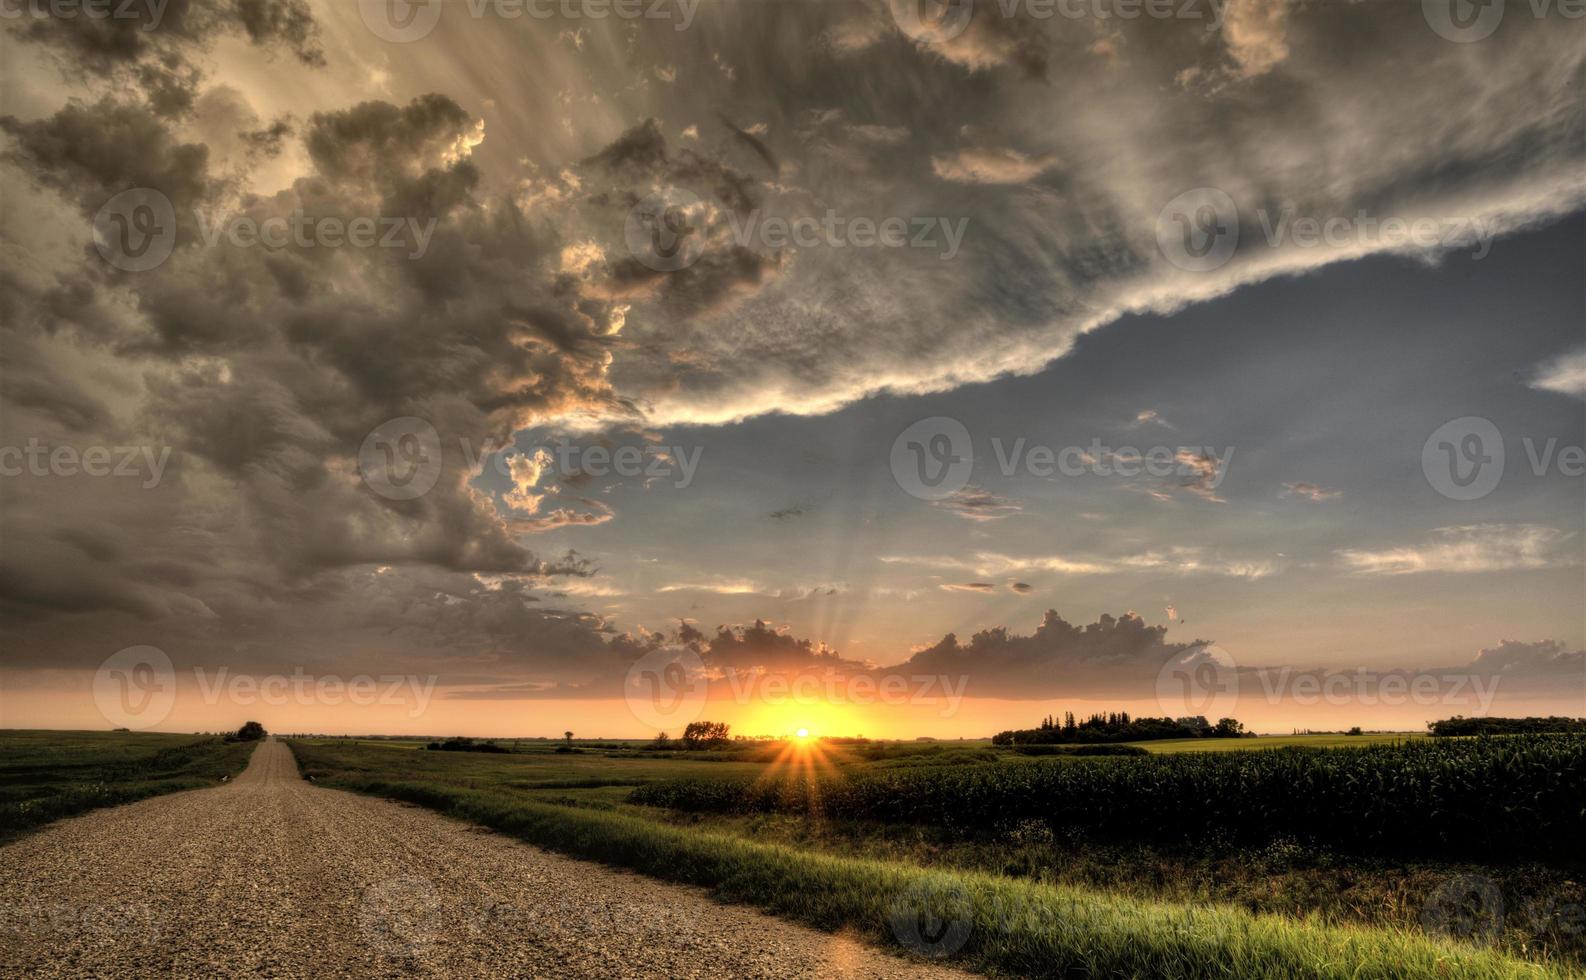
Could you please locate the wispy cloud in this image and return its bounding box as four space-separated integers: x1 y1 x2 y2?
931 486 1023 522
1529 345 1586 399
883 548 1279 580
1337 524 1577 575
1283 482 1341 502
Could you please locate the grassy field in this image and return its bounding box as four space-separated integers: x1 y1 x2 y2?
289 735 1585 978
0 729 254 843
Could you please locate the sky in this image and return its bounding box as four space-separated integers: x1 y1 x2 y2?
0 0 1582 738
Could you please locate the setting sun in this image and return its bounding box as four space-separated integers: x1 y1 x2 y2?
795 728 810 739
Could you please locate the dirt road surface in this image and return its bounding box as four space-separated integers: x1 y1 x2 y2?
0 739 977 979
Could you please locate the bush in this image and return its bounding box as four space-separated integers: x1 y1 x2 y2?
232 721 266 742
1429 715 1586 736
424 737 509 753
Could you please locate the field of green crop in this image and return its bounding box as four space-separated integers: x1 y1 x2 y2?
0 729 254 843
290 735 1586 978
631 736 1586 863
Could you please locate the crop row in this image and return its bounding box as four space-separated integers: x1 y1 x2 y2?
630 736 1586 861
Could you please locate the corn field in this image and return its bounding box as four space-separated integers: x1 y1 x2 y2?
630 736 1586 860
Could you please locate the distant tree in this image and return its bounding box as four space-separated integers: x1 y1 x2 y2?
1429 715 1586 737
235 721 267 741
681 720 730 749
1210 717 1244 738
1347 726 1363 736
651 731 672 749
564 730 574 745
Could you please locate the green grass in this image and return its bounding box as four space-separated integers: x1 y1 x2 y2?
291 737 1581 978
0 729 254 843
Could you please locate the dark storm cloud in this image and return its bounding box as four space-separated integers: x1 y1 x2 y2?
898 609 1205 699
13 0 323 72
1 0 1582 692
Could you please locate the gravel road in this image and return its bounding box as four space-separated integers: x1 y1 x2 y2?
0 740 976 979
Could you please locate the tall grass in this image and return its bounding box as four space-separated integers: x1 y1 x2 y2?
291 741 1572 979
632 736 1586 862
0 730 253 842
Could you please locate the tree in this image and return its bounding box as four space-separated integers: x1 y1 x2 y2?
235 721 266 741
652 731 672 749
680 720 730 749
564 730 574 745
1211 717 1244 738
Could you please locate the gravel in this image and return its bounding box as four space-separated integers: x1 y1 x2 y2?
0 739 979 978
